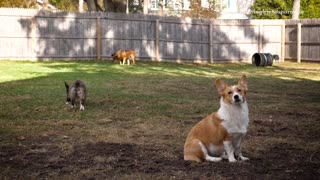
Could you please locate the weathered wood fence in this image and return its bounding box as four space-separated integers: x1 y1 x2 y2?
0 8 319 63
285 19 320 62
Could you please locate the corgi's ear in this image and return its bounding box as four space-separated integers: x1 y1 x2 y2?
238 75 248 90
215 79 228 95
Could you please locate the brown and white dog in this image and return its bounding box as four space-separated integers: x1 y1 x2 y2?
64 80 87 111
124 49 136 64
184 75 249 162
112 49 136 65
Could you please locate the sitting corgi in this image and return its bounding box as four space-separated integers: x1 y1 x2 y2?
184 75 249 162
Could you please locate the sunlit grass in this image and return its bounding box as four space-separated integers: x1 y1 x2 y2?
0 60 319 146
0 61 71 83
1 61 319 83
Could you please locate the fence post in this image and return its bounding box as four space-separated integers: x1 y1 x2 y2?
31 16 36 61
155 19 160 61
96 15 101 61
208 23 213 63
281 21 285 62
297 23 301 63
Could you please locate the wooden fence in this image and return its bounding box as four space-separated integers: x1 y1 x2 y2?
285 19 320 62
0 8 319 63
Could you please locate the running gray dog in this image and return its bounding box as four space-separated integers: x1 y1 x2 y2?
64 80 87 111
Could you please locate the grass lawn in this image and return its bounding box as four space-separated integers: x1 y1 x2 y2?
0 60 319 179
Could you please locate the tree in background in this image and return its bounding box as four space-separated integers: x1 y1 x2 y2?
158 0 164 16
292 0 300 19
143 0 148 14
250 0 320 19
85 0 131 12
51 0 79 11
0 0 218 18
0 0 78 11
182 0 219 19
250 0 292 19
0 0 37 8
0 0 142 13
85 0 104 11
300 0 320 18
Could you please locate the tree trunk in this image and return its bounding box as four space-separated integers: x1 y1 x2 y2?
43 0 49 9
86 0 97 11
111 0 127 12
126 0 129 13
292 0 300 19
79 0 84 12
158 0 163 16
104 0 116 12
143 0 148 14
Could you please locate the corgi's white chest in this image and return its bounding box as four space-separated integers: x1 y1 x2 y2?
217 99 249 134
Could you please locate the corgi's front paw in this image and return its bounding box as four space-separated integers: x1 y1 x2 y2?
206 156 222 162
80 105 85 111
239 156 249 161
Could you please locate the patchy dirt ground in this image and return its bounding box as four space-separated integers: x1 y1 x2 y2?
1 107 319 179
1 141 319 179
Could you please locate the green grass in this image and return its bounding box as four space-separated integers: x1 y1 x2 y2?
0 60 320 178
0 61 319 140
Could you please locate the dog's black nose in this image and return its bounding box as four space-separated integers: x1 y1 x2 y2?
234 95 239 100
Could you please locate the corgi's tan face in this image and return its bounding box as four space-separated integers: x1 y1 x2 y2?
215 75 248 104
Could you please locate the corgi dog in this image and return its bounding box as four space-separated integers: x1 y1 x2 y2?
184 75 249 162
124 49 136 64
112 49 126 65
112 49 136 65
64 80 87 111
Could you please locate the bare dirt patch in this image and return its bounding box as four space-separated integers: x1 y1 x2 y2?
1 109 319 179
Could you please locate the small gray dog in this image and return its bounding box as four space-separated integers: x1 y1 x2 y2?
64 80 87 111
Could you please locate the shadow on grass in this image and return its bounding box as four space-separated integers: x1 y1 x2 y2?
0 61 319 121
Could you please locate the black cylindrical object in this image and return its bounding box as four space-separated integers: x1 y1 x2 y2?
252 53 274 67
